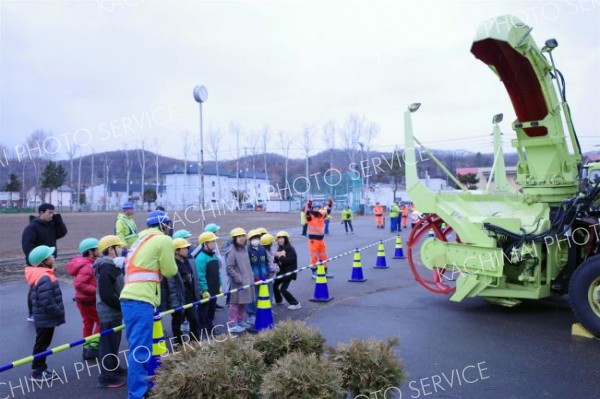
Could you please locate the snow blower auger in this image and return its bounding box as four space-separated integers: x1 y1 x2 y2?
403 15 600 336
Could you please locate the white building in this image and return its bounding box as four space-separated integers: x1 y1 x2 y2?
26 186 72 209
84 182 166 211
162 165 270 211
0 191 21 208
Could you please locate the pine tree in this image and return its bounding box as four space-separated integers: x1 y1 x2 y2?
3 173 20 208
40 161 68 203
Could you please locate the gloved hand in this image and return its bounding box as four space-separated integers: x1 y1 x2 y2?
202 291 210 300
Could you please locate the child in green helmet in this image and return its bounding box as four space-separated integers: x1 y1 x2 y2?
24 245 65 383
66 238 101 360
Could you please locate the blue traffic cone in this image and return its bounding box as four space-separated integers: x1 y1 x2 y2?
254 282 274 332
348 249 367 282
374 241 388 269
393 236 405 259
310 261 333 302
148 309 168 387
428 228 434 238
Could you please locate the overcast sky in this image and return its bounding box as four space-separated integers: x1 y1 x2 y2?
1 0 598 162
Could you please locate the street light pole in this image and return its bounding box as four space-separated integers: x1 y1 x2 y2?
193 85 208 229
358 142 365 204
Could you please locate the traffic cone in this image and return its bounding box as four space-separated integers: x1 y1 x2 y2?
428 228 434 238
310 261 333 302
254 282 274 332
348 249 367 282
374 241 388 269
393 236 405 259
148 309 168 387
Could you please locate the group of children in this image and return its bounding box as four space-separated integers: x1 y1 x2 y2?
225 227 300 333
24 222 300 386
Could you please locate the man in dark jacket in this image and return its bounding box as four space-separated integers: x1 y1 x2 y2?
22 203 68 321
24 245 65 383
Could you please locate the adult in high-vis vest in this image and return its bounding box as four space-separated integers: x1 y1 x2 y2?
390 202 401 232
373 202 384 229
115 202 138 250
305 200 333 278
300 210 307 236
341 205 354 234
119 210 177 399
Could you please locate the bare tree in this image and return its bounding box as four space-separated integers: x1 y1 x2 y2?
181 131 191 207
363 121 380 193
77 150 83 209
25 130 50 204
229 122 242 201
136 137 147 208
103 153 113 211
278 131 292 200
322 120 337 197
90 148 95 210
123 143 133 203
207 126 222 203
299 125 315 198
65 144 78 210
154 138 160 205
248 130 260 199
341 114 365 164
261 126 270 189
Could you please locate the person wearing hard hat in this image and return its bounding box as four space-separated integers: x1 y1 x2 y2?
390 201 401 233
401 204 409 229
201 223 226 310
66 238 101 361
195 232 222 334
324 198 333 235
22 202 68 322
94 235 127 389
273 231 301 310
244 229 270 326
115 202 138 251
25 245 65 383
305 200 333 278
373 202 384 229
225 228 255 333
341 205 354 234
158 239 186 345
300 210 307 236
119 210 178 399
260 233 279 280
170 238 201 341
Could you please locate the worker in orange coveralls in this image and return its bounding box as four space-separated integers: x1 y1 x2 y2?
401 204 409 229
373 202 384 229
305 200 333 279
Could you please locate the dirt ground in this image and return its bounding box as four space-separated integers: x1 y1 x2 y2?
0 210 300 260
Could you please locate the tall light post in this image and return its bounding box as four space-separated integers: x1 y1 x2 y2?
193 85 208 228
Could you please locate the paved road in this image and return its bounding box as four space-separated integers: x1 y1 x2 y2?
0 216 598 399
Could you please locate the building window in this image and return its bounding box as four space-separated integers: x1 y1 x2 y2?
212 181 215 187
212 191 215 198
258 183 261 188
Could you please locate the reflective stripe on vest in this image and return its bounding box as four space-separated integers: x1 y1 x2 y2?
125 233 161 284
116 215 138 241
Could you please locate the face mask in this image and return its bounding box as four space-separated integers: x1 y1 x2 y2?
250 239 260 247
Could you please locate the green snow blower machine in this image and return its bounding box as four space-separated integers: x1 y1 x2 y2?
405 15 600 336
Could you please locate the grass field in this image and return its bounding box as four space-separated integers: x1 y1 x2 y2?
0 210 301 260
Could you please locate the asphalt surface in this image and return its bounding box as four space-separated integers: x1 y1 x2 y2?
0 216 598 399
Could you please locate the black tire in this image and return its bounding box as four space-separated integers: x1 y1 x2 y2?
569 254 600 337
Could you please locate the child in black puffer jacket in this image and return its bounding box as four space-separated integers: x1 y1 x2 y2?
24 245 65 383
